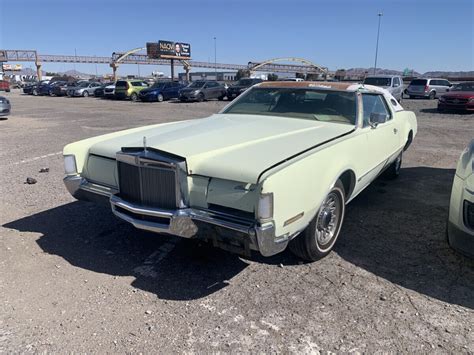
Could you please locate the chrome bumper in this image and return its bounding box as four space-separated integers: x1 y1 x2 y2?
64 175 288 257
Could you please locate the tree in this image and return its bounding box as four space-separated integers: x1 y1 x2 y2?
267 73 278 81
235 69 250 80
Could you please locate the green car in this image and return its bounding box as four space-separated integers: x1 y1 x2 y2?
114 80 148 101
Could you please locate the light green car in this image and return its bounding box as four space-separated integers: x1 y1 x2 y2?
447 140 474 258
63 81 417 261
114 80 148 101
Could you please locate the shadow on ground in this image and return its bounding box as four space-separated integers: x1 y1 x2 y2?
420 108 473 115
3 167 474 307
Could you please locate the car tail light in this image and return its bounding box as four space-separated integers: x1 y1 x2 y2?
424 85 429 92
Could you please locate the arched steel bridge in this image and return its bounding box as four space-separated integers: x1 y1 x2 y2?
1 49 327 80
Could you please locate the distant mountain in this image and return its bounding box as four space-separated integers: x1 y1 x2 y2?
61 69 92 78
342 67 473 78
344 68 421 77
422 71 474 78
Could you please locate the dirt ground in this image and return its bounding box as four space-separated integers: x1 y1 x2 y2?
0 90 473 353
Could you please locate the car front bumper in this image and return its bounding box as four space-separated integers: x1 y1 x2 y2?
63 175 288 257
179 92 199 101
0 102 11 116
438 102 474 111
448 174 474 258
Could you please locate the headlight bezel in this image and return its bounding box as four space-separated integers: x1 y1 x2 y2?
64 154 78 175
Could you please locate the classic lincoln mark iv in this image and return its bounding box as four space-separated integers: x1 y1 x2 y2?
63 82 417 261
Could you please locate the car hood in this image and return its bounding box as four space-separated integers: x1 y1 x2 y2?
88 114 354 183
442 91 474 98
180 87 202 93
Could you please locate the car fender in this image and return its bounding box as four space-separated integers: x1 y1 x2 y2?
259 132 365 237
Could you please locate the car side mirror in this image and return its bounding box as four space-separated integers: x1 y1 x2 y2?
369 112 388 128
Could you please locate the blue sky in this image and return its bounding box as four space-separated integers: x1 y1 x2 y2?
1 0 473 76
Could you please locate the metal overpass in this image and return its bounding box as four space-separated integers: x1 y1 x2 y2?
0 49 327 80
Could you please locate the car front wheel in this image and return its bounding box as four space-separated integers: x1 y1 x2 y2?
157 94 164 102
82 91 89 97
289 180 345 261
383 151 402 179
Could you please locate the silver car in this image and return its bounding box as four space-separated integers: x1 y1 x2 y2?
406 78 451 99
363 75 404 102
0 96 11 117
67 82 103 97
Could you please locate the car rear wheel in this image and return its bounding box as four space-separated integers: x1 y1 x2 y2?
49 90 54 96
33 89 38 96
157 94 164 102
289 180 345 261
429 91 436 100
82 91 89 97
130 93 138 102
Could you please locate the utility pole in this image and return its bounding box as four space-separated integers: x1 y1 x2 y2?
213 37 217 80
373 13 383 75
74 48 77 74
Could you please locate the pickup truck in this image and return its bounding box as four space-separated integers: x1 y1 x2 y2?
0 80 10 92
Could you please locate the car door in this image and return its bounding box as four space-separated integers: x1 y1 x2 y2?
359 93 401 186
392 77 402 99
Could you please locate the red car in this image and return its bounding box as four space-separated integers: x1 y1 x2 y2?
0 80 10 92
438 82 474 112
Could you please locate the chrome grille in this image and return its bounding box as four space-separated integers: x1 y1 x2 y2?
117 161 177 209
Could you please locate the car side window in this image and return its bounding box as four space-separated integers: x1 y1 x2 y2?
362 94 392 127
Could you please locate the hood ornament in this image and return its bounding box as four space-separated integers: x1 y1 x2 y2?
143 136 147 152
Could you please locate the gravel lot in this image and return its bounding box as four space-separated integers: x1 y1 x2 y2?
1 90 473 353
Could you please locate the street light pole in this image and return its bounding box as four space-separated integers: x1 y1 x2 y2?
213 37 217 80
373 13 383 75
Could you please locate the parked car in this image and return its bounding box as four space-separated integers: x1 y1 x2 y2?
406 78 451 99
114 80 148 101
363 75 404 102
0 96 11 117
51 81 77 97
0 80 11 92
23 83 37 95
447 140 474 258
139 81 185 102
38 81 67 96
438 82 474 112
67 82 102 97
227 78 263 100
62 81 417 261
103 84 116 99
179 80 227 102
23 80 49 95
93 82 113 98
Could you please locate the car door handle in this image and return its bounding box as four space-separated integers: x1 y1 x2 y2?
393 128 398 134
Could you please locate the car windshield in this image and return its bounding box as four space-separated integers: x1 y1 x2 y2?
77 82 89 87
223 88 357 125
188 81 206 88
151 83 166 89
410 79 427 86
364 77 391 86
450 83 474 92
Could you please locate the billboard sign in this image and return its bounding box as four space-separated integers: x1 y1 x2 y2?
147 41 191 60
